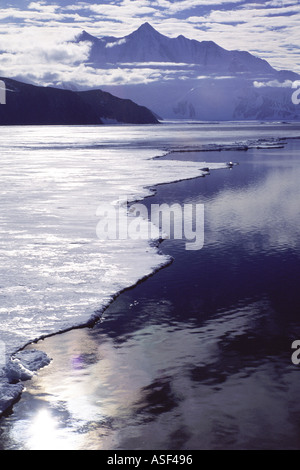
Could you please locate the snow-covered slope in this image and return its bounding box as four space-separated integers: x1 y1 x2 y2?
172 78 300 121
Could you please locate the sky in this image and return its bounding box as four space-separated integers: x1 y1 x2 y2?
0 0 299 87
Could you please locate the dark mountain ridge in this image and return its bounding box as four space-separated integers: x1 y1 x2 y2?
0 77 159 125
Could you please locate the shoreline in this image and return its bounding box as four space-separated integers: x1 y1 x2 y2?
1 137 300 450
1 131 300 424
0 163 225 418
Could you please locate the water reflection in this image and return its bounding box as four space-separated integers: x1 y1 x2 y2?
207 166 300 253
1 141 300 449
2 291 299 450
27 409 66 451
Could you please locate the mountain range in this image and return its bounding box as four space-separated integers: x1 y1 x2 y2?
74 22 300 121
78 22 282 76
1 23 300 123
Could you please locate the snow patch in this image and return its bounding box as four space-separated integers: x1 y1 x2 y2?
13 349 52 373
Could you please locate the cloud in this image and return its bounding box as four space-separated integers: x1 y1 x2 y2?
0 26 190 88
184 2 300 72
28 2 60 13
0 0 299 85
253 79 294 88
0 26 92 85
105 38 127 48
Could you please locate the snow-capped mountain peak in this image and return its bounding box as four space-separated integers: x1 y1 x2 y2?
74 23 300 121
130 22 162 36
76 23 278 73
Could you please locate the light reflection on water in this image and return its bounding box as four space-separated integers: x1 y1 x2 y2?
1 140 300 450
